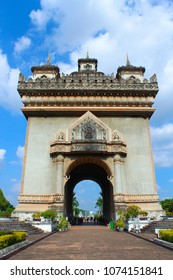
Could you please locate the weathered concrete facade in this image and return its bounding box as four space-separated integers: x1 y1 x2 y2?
14 56 163 220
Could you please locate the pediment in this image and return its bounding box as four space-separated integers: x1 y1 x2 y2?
69 111 111 142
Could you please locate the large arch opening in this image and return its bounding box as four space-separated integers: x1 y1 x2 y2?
64 161 114 223
74 180 102 215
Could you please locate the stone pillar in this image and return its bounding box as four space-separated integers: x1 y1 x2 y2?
56 155 64 195
113 154 123 194
113 154 126 218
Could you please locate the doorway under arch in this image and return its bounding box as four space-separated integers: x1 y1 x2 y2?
74 179 102 215
64 161 114 222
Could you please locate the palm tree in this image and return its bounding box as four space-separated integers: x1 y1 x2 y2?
72 192 80 216
95 196 103 214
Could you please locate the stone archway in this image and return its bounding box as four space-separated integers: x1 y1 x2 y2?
14 55 164 221
64 161 114 222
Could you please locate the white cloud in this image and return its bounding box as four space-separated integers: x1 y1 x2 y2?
0 149 6 161
151 123 173 167
28 0 173 123
16 146 24 162
14 36 31 54
0 50 22 112
30 0 62 30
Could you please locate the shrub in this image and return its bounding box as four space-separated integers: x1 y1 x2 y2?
139 210 148 216
58 216 69 230
0 235 15 249
115 218 125 228
126 205 141 218
13 231 27 242
0 207 14 217
166 212 173 216
0 231 27 249
0 231 13 236
32 213 41 218
94 214 105 225
41 210 57 221
159 229 173 243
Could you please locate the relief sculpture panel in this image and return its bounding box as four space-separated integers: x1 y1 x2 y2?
71 117 107 142
50 111 127 156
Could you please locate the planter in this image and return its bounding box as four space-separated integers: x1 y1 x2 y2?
139 216 148 220
116 227 124 232
32 222 57 232
58 228 68 232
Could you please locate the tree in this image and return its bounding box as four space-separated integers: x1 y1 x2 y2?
160 199 173 213
72 193 80 216
0 188 14 213
41 209 57 221
124 205 141 220
95 196 103 214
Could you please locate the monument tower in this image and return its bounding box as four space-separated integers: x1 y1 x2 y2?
14 54 163 220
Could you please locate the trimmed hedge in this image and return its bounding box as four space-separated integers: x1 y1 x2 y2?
159 229 173 243
0 231 12 236
0 231 27 249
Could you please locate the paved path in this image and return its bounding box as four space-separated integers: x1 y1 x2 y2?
7 225 173 260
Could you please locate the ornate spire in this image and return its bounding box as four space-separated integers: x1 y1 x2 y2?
126 53 130 66
46 53 51 65
86 49 89 59
86 47 90 59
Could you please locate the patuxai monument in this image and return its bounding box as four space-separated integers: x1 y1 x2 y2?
13 54 163 221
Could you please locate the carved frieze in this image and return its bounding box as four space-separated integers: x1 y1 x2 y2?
18 72 158 93
48 205 64 212
71 143 107 152
18 194 64 204
113 193 159 203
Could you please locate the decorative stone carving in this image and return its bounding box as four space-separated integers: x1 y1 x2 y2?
57 132 65 141
50 112 127 156
150 74 157 83
107 175 113 181
113 193 159 203
71 117 107 142
18 194 64 204
113 132 120 142
18 73 26 82
18 68 159 97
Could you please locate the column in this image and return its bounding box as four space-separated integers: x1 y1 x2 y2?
56 154 64 195
113 154 123 194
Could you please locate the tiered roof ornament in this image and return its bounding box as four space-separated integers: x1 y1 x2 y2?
18 55 158 119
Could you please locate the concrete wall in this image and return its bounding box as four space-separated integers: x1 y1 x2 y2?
101 116 156 195
22 115 156 196
23 116 76 194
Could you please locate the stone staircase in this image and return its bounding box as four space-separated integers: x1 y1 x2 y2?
141 219 173 233
0 221 44 235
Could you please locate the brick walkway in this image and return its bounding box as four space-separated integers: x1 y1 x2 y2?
7 224 173 260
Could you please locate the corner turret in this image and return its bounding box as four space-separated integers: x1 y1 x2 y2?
31 55 60 80
116 56 145 82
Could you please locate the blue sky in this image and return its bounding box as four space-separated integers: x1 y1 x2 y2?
0 0 173 212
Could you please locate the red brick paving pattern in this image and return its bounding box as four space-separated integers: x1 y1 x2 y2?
8 225 173 260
